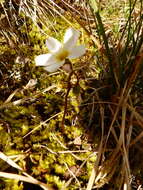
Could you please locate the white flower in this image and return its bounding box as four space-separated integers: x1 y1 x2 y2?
35 28 86 72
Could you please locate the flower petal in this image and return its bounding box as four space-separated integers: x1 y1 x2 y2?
68 45 86 59
63 28 80 50
46 37 62 53
35 54 57 66
44 61 64 72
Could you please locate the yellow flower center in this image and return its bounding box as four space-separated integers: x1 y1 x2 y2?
56 50 69 62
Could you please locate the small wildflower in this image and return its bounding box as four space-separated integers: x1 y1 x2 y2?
35 28 86 72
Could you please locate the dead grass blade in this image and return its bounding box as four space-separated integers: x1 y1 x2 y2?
0 172 52 190
0 151 53 190
86 102 104 189
0 85 56 109
0 152 22 171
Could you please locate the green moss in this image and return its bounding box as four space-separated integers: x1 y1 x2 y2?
2 180 23 190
